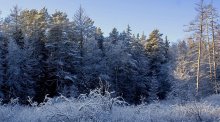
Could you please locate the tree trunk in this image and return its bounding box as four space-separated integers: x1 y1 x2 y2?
196 7 204 95
211 15 218 94
206 19 213 81
196 36 201 94
80 30 83 65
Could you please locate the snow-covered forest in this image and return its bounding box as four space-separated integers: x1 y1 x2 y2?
1 0 220 121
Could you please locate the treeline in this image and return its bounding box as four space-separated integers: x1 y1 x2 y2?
0 0 219 105
0 6 171 104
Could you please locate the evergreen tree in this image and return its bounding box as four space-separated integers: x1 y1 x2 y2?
136 33 140 41
145 29 170 101
47 11 77 97
9 6 25 49
24 8 53 103
2 7 36 104
73 6 95 63
0 34 9 103
73 6 95 94
95 27 105 56
109 28 119 44
140 32 146 44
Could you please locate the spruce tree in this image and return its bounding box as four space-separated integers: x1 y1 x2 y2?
145 29 170 101
109 28 119 44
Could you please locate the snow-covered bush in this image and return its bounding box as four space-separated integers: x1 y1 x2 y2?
1 90 220 122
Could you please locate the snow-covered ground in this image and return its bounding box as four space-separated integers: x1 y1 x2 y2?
1 90 220 122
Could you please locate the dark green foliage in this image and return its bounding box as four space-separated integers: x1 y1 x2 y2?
12 29 24 48
0 35 9 103
0 7 174 105
145 30 171 101
109 28 119 44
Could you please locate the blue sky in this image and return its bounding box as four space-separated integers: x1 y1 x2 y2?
0 0 220 42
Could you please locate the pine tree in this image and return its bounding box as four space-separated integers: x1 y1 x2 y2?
140 32 146 44
47 11 77 97
126 25 132 36
73 6 95 64
9 6 24 49
23 8 53 103
164 36 170 61
136 33 140 41
0 34 9 103
95 27 105 56
109 28 119 44
145 29 170 101
73 6 96 94
2 7 37 104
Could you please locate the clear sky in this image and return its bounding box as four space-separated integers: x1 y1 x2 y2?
0 0 220 42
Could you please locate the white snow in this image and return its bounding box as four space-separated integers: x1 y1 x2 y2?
1 90 220 122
